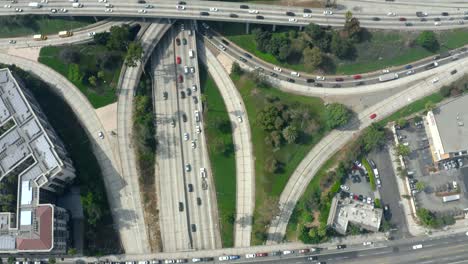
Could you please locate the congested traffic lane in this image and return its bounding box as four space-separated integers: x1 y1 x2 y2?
1 0 468 30
203 26 468 89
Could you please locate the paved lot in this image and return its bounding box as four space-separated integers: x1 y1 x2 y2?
370 147 409 239
345 167 374 200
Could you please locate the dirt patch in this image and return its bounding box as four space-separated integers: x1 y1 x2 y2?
95 102 117 133
8 47 41 61
216 52 234 74
140 179 162 252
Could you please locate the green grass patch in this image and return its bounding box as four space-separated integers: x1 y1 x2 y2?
5 64 121 255
200 65 236 247
362 158 375 191
230 72 328 244
0 15 95 38
39 45 121 108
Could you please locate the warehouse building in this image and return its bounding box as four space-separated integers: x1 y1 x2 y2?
0 68 75 254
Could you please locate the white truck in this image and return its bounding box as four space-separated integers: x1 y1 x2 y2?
378 73 399 82
33 34 47 41
58 31 73 37
28 2 42 8
72 2 83 7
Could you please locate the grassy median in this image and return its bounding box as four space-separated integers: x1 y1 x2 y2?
200 65 236 247
362 158 376 191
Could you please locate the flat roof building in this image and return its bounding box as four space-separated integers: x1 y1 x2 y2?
327 196 383 235
0 68 75 254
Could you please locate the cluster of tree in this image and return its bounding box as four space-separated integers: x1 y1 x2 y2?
0 175 17 212
416 31 439 52
440 74 468 97
211 117 235 157
325 103 352 129
416 208 455 228
253 29 292 62
0 15 38 29
94 24 143 67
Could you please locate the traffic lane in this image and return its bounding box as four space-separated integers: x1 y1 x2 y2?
370 147 409 239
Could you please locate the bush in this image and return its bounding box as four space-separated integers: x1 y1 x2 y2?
416 31 439 52
325 103 352 129
231 62 243 75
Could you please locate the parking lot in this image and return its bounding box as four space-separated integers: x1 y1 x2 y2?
397 121 468 217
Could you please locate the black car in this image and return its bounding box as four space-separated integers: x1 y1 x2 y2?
163 91 168 100
230 13 239 18
355 81 365 86
306 78 315 83
271 251 282 256
240 4 249 9
244 53 252 59
451 69 458 75
191 224 196 232
200 11 209 16
372 17 380 21
239 57 247 62
303 8 311 13
182 113 187 122
441 12 449 16
178 202 184 212
405 22 413 26
201 258 214 262
186 88 192 96
178 1 186 4
270 72 278 77
180 91 186 99
287 78 295 83
221 39 230 45
256 15 264 19
175 38 181 46
188 184 193 192
286 11 295 16
420 18 427 22
192 96 198 104
137 0 145 3
197 197 202 206
337 244 347 249
434 17 441 21
314 83 323 87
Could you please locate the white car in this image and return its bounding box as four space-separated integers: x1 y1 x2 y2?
367 197 372 204
273 66 282 72
316 75 325 81
196 125 201 134
465 231 468 236
434 22 441 26
50 8 57 12
191 140 196 149
340 185 349 191
406 70 414 75
98 0 107 2
4 4 11 8
176 5 185 10
88 31 96 37
387 12 396 16
192 84 197 92
291 71 300 77
190 67 195 73
288 18 298 22
245 254 256 259
248 9 259 14
191 259 201 263
138 9 147 13
382 69 390 73
105 8 113 12
15 8 22 12
363 241 373 246
303 13 312 18
60 8 68 12
184 133 189 141
432 77 439 83
283 250 294 255
376 179 382 188
323 10 333 15
8 40 16 44
412 244 423 250
218 44 226 51
185 164 191 172
218 256 229 261
237 116 243 123
200 168 207 178
209 7 218 12
98 131 104 139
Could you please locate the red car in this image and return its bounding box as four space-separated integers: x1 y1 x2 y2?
399 17 407 21
178 75 183 83
256 253 268 257
370 113 377 119
176 56 181 64
353 74 362 80
335 77 344 82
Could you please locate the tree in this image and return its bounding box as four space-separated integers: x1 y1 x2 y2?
252 28 272 53
48 258 56 264
440 85 453 97
265 158 280 173
325 103 352 129
331 33 353 59
270 130 282 148
68 247 78 255
397 118 408 128
7 257 15 264
360 124 386 153
214 118 231 134
416 181 426 192
107 24 131 50
303 47 323 71
416 31 439 52
282 125 299 144
416 208 437 228
88 75 97 87
93 32 110 45
97 70 105 80
257 105 281 131
396 144 411 156
304 23 324 40
125 41 143 67
231 62 243 76
425 101 436 112
344 14 362 42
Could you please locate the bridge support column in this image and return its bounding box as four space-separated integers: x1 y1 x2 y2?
93 16 98 22
299 26 303 31
272 24 276 32
245 22 250 34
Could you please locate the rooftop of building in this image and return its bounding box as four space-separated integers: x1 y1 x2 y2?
0 68 64 252
432 95 468 154
328 196 383 235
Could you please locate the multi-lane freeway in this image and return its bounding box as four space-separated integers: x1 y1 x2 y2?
1 0 468 30
153 21 220 252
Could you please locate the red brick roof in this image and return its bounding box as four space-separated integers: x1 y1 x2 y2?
16 205 53 251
